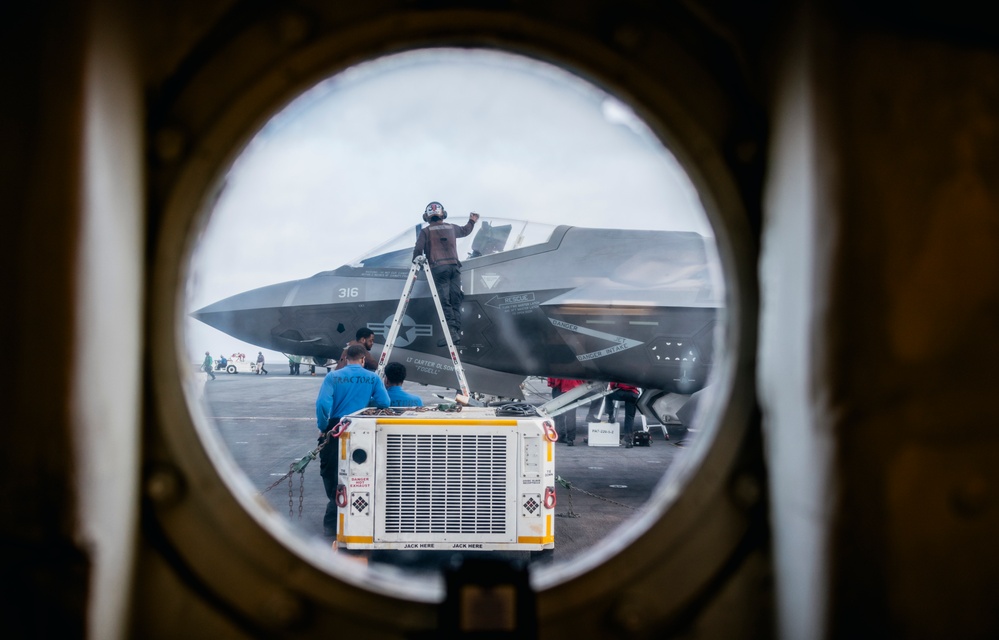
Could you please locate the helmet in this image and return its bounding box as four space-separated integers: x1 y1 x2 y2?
423 201 447 222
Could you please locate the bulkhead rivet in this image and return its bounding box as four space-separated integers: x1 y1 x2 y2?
145 466 184 505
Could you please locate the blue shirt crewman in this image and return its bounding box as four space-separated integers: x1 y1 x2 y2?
315 343 390 537
383 362 424 407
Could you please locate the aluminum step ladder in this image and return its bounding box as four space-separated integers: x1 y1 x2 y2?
375 255 471 402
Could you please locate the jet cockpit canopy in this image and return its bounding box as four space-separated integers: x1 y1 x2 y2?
342 218 558 271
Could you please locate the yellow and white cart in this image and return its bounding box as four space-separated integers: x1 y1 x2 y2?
333 407 557 554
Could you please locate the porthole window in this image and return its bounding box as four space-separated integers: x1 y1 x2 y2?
182 48 723 583
150 12 757 633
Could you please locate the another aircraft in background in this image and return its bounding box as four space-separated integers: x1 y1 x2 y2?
192 218 723 419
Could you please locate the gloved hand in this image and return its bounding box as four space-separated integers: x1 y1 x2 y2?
469 212 480 222
413 254 426 265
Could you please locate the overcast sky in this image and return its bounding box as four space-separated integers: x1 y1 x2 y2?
185 48 712 364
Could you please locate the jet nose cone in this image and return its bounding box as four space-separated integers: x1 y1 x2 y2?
191 280 303 340
194 279 302 316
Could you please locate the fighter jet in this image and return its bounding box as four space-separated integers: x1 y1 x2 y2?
192 218 723 409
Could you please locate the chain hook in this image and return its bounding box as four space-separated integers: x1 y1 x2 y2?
330 419 351 438
544 486 557 509
543 421 558 442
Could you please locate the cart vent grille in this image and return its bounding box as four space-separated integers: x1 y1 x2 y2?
382 433 509 534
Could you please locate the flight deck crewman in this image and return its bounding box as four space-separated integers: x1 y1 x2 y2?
315 343 390 538
383 362 424 407
412 201 478 347
586 382 641 448
335 327 377 371
202 351 215 381
547 378 584 446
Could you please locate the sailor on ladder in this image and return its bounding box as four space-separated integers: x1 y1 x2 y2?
376 202 479 404
411 201 479 346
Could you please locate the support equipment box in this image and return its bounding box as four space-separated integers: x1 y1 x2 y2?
335 407 557 553
587 421 620 446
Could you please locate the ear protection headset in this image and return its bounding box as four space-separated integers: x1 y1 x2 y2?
423 201 447 222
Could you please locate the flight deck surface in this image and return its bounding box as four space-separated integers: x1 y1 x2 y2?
196 368 688 565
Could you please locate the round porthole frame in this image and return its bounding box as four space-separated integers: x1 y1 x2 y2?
147 4 761 637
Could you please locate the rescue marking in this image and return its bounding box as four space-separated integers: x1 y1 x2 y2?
485 292 538 315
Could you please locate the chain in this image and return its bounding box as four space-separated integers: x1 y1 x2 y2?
259 430 335 509
555 475 641 512
359 405 460 415
555 481 579 518
359 408 404 416
287 463 294 518
262 464 297 494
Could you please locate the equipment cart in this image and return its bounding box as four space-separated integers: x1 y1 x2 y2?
334 406 558 554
